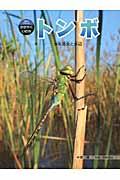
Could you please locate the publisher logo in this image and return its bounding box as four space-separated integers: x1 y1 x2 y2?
18 19 34 35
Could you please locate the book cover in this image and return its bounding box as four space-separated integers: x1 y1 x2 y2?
0 10 119 169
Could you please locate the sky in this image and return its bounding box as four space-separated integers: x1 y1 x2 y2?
0 10 120 67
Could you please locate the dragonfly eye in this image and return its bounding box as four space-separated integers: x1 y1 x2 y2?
60 65 74 76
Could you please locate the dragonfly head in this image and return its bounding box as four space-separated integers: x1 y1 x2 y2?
60 65 74 76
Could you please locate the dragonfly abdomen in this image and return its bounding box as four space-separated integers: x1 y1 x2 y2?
23 104 56 152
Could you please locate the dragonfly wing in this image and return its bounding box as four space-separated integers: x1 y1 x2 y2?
20 71 55 84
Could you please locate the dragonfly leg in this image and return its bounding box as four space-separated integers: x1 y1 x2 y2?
70 72 86 83
69 82 95 101
73 93 95 101
70 65 86 78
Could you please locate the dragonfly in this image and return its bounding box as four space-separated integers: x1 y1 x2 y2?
23 65 94 154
